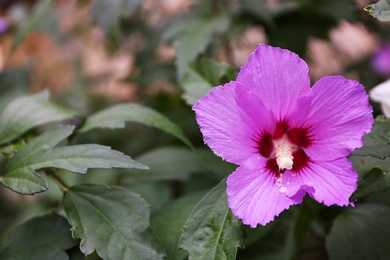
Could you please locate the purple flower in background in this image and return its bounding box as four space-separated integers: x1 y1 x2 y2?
193 44 373 227
371 44 390 77
0 18 8 34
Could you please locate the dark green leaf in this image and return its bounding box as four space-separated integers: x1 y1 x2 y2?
0 213 77 260
11 0 54 50
0 125 72 195
0 68 29 112
326 204 390 259
350 167 390 201
299 0 356 21
169 15 230 77
179 179 245 260
151 191 207 260
78 104 193 148
121 182 172 213
282 203 313 259
63 184 166 259
119 147 235 182
240 0 276 30
65 246 85 260
1 126 146 195
241 223 275 248
349 154 390 175
91 0 141 34
353 117 390 159
365 0 390 21
122 147 204 181
269 11 335 57
180 57 238 105
0 90 76 145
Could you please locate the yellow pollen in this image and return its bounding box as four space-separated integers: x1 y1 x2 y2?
275 141 294 170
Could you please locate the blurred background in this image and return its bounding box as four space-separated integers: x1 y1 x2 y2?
0 0 389 258
0 0 387 105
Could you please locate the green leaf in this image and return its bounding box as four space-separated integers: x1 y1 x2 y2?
119 147 235 182
0 213 77 260
326 204 390 259
365 0 390 21
299 0 356 20
282 203 313 259
78 104 193 148
268 8 335 57
121 182 172 213
240 0 276 30
151 191 207 260
179 179 245 260
353 117 390 159
63 184 166 259
169 15 230 77
180 57 238 105
91 0 141 34
0 90 76 145
0 126 72 195
1 126 146 195
0 68 29 112
350 167 390 201
12 0 54 50
349 154 390 175
122 147 203 181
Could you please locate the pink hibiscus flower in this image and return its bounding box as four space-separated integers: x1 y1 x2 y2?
193 44 374 227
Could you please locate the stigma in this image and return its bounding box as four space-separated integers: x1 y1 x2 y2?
275 141 294 170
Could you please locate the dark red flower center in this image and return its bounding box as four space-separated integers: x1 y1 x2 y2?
257 120 311 175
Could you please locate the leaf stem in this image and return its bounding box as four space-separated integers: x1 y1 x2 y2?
45 169 69 192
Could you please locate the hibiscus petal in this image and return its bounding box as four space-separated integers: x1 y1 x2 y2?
304 76 374 161
193 81 275 165
280 157 357 206
236 44 312 125
226 155 304 227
